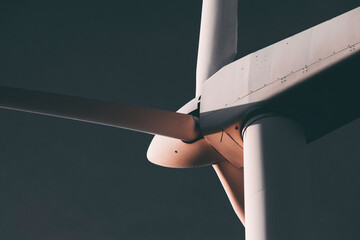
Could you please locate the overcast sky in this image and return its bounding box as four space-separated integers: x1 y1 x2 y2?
0 1 359 239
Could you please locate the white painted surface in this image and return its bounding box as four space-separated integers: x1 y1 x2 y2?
243 116 313 240
201 7 360 113
196 0 238 97
147 98 226 168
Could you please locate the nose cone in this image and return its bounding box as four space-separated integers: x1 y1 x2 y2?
147 135 225 168
146 98 225 168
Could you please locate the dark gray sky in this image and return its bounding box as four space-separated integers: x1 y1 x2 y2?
0 1 359 239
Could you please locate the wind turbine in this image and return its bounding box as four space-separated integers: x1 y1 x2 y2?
1 0 360 239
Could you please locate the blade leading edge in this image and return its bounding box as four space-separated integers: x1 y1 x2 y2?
196 0 238 96
0 86 200 142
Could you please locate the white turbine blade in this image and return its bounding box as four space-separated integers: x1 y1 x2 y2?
196 0 238 96
0 86 200 142
212 160 245 225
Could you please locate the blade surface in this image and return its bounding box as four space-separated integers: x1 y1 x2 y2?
213 160 245 225
196 0 238 96
0 86 200 142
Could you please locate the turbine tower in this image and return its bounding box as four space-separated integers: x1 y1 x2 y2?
1 1 360 239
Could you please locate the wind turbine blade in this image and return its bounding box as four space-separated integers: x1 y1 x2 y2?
213 160 245 225
196 0 238 96
0 86 200 142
